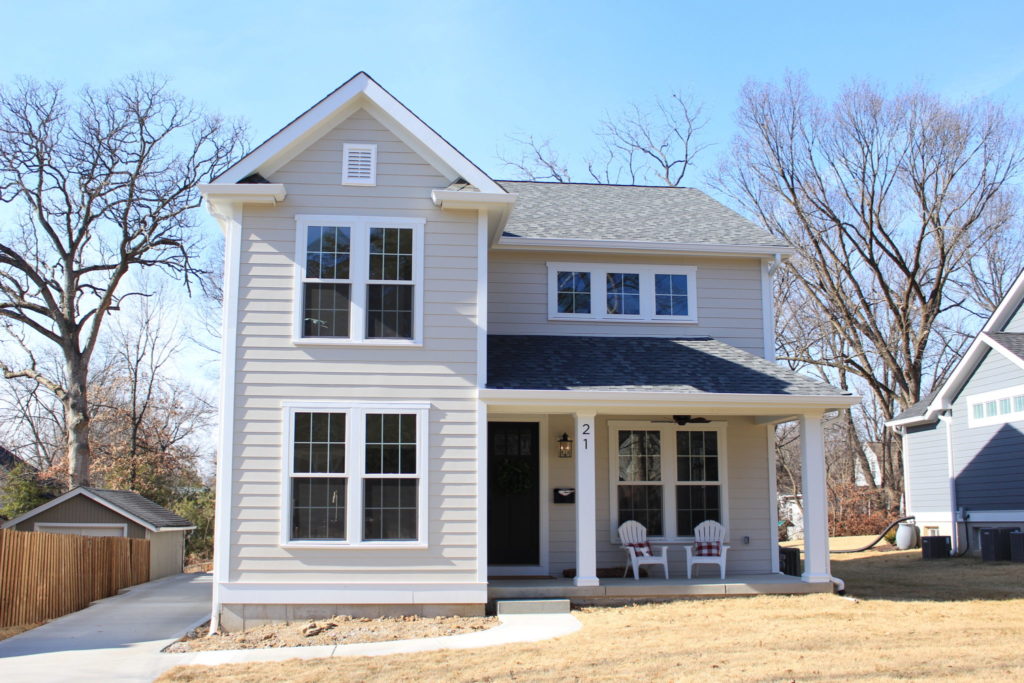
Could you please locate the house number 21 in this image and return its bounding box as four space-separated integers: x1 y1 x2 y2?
581 423 591 450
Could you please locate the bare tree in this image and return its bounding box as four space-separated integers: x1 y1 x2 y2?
498 92 709 186
0 75 245 486
713 75 1024 503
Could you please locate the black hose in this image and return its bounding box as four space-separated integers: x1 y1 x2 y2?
829 516 916 554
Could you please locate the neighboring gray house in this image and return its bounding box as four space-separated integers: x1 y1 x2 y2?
2 487 195 579
889 269 1024 554
199 72 858 631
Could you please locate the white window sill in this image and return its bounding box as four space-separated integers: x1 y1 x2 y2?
548 315 699 324
282 541 428 549
292 338 423 348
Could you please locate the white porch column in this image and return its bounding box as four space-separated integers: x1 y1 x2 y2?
800 412 831 582
574 412 599 587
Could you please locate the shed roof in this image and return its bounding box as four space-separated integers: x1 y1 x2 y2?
1 486 194 532
486 335 848 397
495 181 789 248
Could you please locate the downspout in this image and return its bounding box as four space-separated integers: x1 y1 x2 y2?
937 412 959 555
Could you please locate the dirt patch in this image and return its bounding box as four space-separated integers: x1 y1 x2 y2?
0 623 41 642
165 614 499 652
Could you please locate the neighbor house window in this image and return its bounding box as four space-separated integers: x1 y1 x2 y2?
966 385 1024 428
609 421 727 541
283 403 429 546
295 215 424 344
547 263 697 322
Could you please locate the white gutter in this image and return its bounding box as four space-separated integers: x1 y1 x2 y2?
198 183 286 204
493 237 797 258
430 189 516 209
938 412 959 554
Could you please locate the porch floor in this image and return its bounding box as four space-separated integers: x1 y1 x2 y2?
488 573 832 602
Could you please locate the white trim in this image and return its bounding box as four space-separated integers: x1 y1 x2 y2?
898 268 1024 426
960 510 1024 522
606 420 729 544
213 72 505 195
34 522 128 536
292 214 425 345
198 183 286 206
485 416 551 576
481 389 860 414
476 211 488 392
939 413 959 553
1 487 167 533
280 401 430 548
964 384 1024 428
767 424 780 573
475 402 488 583
901 430 913 516
983 332 1024 373
546 262 698 323
217 581 488 605
341 143 377 186
760 258 776 362
475 210 490 584
495 236 796 258
799 412 831 583
432 190 517 208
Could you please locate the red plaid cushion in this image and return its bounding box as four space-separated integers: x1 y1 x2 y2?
694 541 721 557
627 542 653 557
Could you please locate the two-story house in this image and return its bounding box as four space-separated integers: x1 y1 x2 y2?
889 268 1024 555
200 73 858 631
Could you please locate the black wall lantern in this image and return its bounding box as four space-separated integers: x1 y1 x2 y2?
557 432 574 458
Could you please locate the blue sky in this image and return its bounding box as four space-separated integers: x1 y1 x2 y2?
6 1 1024 184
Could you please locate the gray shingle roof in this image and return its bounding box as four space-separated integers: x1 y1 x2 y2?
891 391 939 423
487 335 848 396
495 181 789 248
82 487 193 529
988 332 1024 361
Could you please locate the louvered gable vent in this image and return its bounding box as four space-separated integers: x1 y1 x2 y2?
342 143 377 185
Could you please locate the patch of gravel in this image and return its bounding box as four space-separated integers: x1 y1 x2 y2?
165 614 499 652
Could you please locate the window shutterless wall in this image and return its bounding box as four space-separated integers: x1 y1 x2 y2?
546 262 698 323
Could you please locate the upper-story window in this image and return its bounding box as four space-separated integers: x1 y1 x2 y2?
967 384 1024 428
546 262 697 322
294 215 424 345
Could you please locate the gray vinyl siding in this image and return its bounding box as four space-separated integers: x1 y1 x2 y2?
15 496 147 538
904 423 950 514
229 108 481 584
949 348 1024 511
488 252 767 356
544 415 772 576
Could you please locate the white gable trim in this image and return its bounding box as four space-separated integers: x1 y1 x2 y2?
903 269 1024 425
1 488 176 533
981 332 1024 373
212 72 504 195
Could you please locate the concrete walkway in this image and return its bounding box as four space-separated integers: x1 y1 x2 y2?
0 573 582 681
0 572 211 683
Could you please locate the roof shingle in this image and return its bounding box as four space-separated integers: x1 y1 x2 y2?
495 181 788 248
487 335 848 397
83 487 193 529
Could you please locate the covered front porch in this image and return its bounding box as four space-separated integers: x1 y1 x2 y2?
482 336 861 594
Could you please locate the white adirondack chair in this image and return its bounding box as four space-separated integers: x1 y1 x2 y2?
683 520 729 579
617 520 670 580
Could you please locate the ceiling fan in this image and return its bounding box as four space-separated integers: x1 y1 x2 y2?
650 415 712 426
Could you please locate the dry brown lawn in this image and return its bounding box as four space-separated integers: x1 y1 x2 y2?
159 544 1024 682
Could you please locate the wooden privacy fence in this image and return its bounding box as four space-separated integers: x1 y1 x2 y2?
0 528 150 628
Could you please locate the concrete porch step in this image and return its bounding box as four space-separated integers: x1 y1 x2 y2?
496 599 571 615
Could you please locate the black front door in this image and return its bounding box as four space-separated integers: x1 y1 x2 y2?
488 422 540 565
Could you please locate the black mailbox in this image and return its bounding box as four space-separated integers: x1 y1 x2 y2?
553 488 575 504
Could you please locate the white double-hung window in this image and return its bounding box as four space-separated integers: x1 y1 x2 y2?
547 262 697 322
282 402 429 548
294 215 424 345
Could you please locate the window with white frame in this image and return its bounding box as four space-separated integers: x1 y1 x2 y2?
609 421 726 541
295 215 424 344
547 263 697 322
967 385 1024 427
284 403 429 546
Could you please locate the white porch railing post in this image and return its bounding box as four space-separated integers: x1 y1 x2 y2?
574 412 599 587
800 412 831 582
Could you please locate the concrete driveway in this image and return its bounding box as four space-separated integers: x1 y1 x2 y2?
0 572 211 683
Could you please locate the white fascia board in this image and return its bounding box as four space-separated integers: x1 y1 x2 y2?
493 236 796 258
981 332 1024 373
479 389 859 415
981 267 1024 333
431 189 517 209
198 183 286 204
885 414 937 429
213 72 505 196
